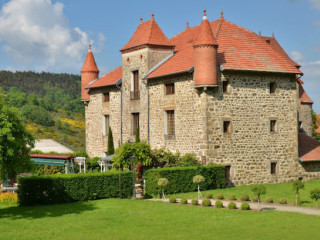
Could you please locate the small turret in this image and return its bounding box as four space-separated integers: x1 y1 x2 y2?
81 44 99 101
193 9 219 87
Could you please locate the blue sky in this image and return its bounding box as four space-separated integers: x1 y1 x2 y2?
0 0 319 112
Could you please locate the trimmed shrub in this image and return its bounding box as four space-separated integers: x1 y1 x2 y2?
253 195 259 202
241 202 250 210
216 193 224 199
169 196 177 203
205 193 213 199
228 194 236 200
202 198 211 207
240 194 250 201
144 165 225 196
180 198 188 204
279 198 287 204
191 199 198 206
266 197 273 203
228 202 237 209
18 171 133 206
215 200 223 208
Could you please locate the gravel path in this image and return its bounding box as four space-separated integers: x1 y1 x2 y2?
149 198 320 216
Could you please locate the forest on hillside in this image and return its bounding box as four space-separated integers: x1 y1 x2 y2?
0 71 85 151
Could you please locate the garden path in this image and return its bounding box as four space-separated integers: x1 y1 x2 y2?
149 198 320 216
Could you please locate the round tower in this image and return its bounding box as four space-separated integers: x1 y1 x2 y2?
81 44 99 101
193 9 219 87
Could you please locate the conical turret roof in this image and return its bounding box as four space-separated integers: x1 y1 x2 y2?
194 9 218 46
81 45 99 73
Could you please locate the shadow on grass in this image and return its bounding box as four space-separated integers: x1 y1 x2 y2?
0 201 97 220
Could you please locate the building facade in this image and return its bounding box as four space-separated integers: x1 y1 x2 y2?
81 10 320 185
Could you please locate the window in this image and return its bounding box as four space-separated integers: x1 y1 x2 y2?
225 165 231 179
223 80 229 94
103 115 109 136
103 92 110 102
165 83 175 95
166 110 175 135
223 121 231 133
132 113 139 135
271 162 277 174
270 82 276 94
270 120 276 132
131 70 140 100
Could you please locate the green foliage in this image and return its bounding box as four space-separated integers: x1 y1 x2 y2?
169 196 177 203
266 197 273 203
228 202 237 209
135 127 140 143
193 175 205 184
251 185 266 203
216 193 224 199
292 180 304 205
0 91 35 180
21 104 54 126
18 171 134 206
310 188 320 206
112 142 152 169
228 194 236 200
312 110 318 131
158 178 169 187
205 193 213 199
191 199 198 205
180 198 188 204
253 195 259 202
178 153 199 167
240 202 250 210
144 165 225 196
279 198 287 204
215 200 223 208
107 127 115 155
202 198 211 207
240 194 250 201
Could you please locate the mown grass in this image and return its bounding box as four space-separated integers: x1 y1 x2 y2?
169 178 320 207
0 198 319 240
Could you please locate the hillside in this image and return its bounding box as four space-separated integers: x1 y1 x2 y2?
0 71 85 152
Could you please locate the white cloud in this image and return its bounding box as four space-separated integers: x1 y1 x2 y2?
0 0 105 73
310 0 320 10
291 51 305 62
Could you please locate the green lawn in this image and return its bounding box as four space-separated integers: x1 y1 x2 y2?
169 178 320 207
0 198 320 240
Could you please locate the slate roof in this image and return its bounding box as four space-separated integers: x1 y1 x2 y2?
299 134 320 162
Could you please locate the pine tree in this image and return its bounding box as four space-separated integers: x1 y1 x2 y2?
107 127 115 155
135 127 140 143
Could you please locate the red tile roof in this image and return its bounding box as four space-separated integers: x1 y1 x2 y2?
120 19 172 52
298 134 320 162
299 83 313 104
30 154 75 159
194 12 218 46
81 47 99 73
88 66 122 89
316 115 320 134
147 18 302 79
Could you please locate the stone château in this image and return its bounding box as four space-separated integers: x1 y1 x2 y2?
81 10 320 185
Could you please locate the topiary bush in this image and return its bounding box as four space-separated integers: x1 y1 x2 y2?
279 198 287 204
205 193 213 199
202 198 211 207
228 194 236 200
228 202 237 209
240 194 250 201
253 195 259 202
241 202 250 210
266 197 273 203
191 199 198 206
169 196 177 203
145 165 225 196
18 171 134 206
216 193 224 199
215 200 223 208
180 198 188 204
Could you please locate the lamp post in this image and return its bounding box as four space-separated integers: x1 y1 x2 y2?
131 155 136 199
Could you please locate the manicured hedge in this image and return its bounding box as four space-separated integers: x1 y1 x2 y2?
144 165 225 196
18 171 133 206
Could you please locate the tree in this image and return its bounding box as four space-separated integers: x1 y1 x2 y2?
0 91 35 181
158 178 169 199
135 127 140 143
107 127 115 155
292 180 304 205
251 185 267 205
310 188 320 207
193 175 205 199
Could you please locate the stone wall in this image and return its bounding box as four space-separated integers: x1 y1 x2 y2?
298 103 313 137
